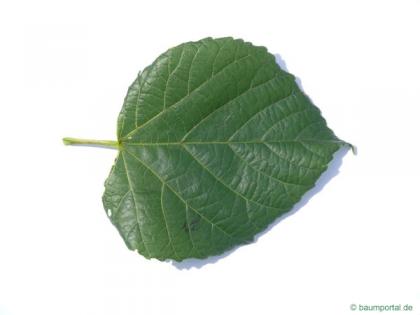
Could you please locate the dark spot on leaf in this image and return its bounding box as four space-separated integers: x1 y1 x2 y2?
182 216 201 233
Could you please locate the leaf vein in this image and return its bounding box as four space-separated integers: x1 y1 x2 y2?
124 150 236 241
121 153 152 257
228 144 307 188
122 53 253 140
264 143 322 171
181 73 285 141
228 88 296 141
160 184 181 261
183 145 283 211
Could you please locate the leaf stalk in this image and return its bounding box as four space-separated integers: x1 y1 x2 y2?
62 137 119 150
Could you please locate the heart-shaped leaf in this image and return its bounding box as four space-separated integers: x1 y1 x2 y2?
65 37 349 261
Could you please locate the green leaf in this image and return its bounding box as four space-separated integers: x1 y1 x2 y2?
66 37 349 261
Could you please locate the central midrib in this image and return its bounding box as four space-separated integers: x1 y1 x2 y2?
122 139 344 146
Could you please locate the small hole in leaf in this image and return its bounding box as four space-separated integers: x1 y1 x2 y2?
107 209 112 217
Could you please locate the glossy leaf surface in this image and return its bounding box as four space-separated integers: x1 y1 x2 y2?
102 37 347 261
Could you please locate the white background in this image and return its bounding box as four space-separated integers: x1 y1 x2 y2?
1 0 419 314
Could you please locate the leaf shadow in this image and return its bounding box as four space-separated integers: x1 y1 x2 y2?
274 53 304 91
170 53 349 270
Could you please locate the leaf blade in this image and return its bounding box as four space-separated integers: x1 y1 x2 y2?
103 37 348 261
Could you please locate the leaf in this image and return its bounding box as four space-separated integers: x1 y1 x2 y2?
66 37 350 262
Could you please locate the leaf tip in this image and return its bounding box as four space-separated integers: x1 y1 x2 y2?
347 143 357 155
